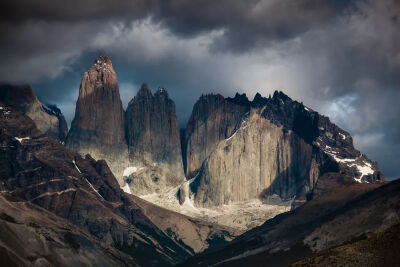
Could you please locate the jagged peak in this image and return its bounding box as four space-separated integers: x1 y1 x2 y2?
251 92 268 107
155 87 169 98
43 103 63 117
94 55 112 65
134 83 153 100
139 82 150 91
272 90 291 102
92 55 113 72
138 82 151 92
226 92 250 106
199 93 225 101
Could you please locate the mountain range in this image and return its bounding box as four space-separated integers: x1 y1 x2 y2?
0 55 396 267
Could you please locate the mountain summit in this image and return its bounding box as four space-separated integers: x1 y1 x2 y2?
181 91 383 208
66 55 128 179
124 83 185 195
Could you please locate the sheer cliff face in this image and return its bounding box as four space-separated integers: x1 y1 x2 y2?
66 56 128 180
0 84 68 142
193 110 314 207
184 93 250 178
184 92 384 208
124 84 185 195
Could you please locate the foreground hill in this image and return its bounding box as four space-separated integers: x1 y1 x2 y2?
293 223 400 267
0 195 133 266
0 103 234 266
183 177 399 266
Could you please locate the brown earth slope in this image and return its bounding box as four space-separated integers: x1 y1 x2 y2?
183 178 400 266
293 223 400 267
0 103 234 266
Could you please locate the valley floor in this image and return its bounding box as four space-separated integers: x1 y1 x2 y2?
138 183 290 232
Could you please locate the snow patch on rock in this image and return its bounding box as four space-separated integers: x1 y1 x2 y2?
122 183 132 194
350 161 374 183
140 181 290 231
123 166 137 177
225 115 248 142
85 178 104 199
14 137 31 143
72 160 81 173
323 148 374 183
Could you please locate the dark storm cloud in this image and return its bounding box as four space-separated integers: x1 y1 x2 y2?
0 0 151 21
0 0 399 178
0 0 350 49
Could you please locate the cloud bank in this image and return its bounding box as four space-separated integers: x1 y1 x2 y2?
0 0 399 178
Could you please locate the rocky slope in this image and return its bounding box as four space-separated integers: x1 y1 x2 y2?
182 91 383 208
0 103 234 266
292 223 400 267
0 84 67 142
183 178 400 266
66 56 128 181
0 195 133 267
124 84 185 195
131 195 237 254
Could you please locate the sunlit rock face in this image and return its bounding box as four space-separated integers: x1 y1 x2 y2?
193 109 314 207
0 84 68 142
124 84 185 195
66 56 128 181
183 91 384 208
183 93 250 179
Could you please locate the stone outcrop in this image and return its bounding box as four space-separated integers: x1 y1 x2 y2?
0 84 67 142
124 84 185 195
182 91 384 208
183 93 250 178
0 104 234 266
66 56 128 181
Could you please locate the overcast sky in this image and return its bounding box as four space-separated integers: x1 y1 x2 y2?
0 0 399 179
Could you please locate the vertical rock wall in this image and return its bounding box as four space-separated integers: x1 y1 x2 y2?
124 84 185 194
193 109 313 207
66 56 128 181
184 93 250 178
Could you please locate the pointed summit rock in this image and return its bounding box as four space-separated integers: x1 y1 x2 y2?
137 82 152 96
124 84 185 195
66 56 128 180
